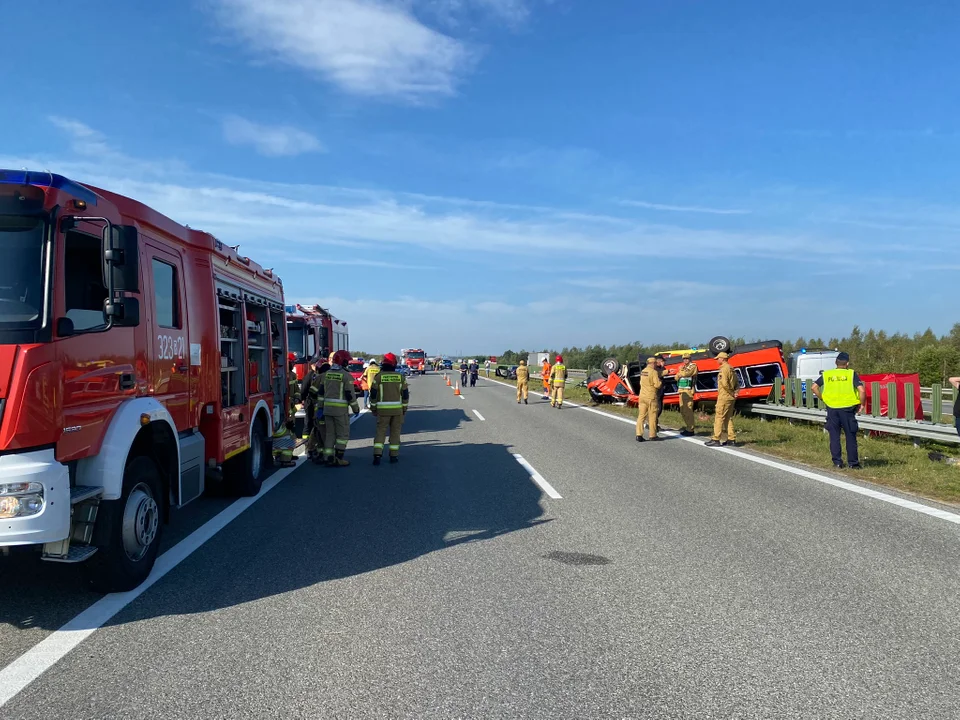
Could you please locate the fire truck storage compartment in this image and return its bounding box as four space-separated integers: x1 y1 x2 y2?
244 294 269 396
269 307 286 428
218 293 244 408
178 430 206 506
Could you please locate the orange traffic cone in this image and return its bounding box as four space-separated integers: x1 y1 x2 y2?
454 382 461 396
446 376 451 386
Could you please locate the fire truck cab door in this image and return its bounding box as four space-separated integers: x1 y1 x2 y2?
145 246 190 430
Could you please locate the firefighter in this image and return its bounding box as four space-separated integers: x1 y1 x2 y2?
635 357 662 441
812 352 865 468
705 352 739 447
675 352 698 436
361 359 380 409
319 349 361 467
516 360 530 404
305 357 332 462
370 352 409 465
550 355 568 408
541 358 552 399
272 352 301 466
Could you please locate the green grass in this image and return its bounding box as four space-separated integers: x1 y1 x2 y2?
487 376 960 506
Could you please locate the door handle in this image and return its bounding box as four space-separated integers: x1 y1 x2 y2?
119 373 135 390
176 365 188 374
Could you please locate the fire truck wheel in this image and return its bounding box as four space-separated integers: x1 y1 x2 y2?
83 456 164 593
600 357 621 377
231 421 267 497
708 336 732 355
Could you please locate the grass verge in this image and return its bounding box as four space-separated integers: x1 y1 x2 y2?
485 375 960 506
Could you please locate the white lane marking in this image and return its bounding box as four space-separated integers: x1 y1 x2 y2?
513 453 562 499
459 394 465 401
472 409 486 421
485 377 960 525
0 411 368 709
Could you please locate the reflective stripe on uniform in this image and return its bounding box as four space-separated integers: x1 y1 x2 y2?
377 401 403 408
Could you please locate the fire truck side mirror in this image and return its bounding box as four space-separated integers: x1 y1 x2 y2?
105 296 140 327
103 225 140 293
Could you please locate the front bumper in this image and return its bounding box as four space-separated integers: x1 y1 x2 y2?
0 449 70 546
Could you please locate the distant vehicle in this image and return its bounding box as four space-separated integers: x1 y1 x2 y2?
397 364 411 377
401 348 428 375
345 358 366 393
285 303 348 382
588 340 787 407
496 365 519 380
442 358 453 370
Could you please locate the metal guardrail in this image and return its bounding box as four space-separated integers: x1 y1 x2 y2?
742 378 960 444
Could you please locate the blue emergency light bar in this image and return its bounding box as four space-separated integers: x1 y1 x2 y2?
0 169 98 206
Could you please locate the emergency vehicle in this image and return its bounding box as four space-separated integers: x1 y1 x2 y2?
587 340 788 407
285 303 348 382
401 348 427 375
0 170 292 592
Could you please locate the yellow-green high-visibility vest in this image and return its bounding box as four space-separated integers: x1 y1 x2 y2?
820 369 861 408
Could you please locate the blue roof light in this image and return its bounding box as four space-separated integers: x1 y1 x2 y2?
0 169 98 206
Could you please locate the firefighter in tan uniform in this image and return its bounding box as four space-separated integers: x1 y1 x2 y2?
318 350 361 466
516 360 530 404
550 355 567 408
705 352 738 447
305 357 332 462
675 353 698 436
272 352 301 466
635 357 662 441
370 352 409 465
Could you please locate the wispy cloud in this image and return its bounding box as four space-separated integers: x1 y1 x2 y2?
620 199 750 215
221 115 324 157
210 0 476 101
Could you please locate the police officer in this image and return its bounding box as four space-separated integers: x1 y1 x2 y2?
459 359 469 387
705 352 738 447
675 352 698 436
516 360 530 404
370 353 409 465
550 355 567 408
318 350 361 467
635 357 662 441
812 351 865 469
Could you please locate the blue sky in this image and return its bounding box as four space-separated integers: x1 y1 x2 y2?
3 0 959 354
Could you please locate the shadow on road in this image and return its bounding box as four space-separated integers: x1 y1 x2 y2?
0 405 549 634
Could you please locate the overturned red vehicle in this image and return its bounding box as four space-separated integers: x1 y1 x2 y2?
587 338 788 407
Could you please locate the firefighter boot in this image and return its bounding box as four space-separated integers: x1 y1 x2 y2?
389 456 399 464
333 450 350 467
373 455 381 466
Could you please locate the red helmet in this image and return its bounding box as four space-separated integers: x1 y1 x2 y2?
383 352 398 366
287 352 296 363
333 350 351 366
556 354 563 363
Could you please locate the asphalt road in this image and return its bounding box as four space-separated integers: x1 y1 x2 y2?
2 373 960 719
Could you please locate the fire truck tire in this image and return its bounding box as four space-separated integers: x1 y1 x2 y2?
83 456 163 593
231 421 267 497
600 357 621 377
708 336 732 355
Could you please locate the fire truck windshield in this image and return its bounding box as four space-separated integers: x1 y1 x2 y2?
407 351 425 360
287 323 306 360
0 216 45 328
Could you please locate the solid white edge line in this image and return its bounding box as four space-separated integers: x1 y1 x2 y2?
0 410 369 709
483 376 960 526
513 453 562 499
472 409 486 422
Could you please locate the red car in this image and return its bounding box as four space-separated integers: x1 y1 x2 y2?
345 358 366 394
587 339 788 407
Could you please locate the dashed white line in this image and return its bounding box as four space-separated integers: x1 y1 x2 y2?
472 409 486 421
485 376 960 526
0 411 369 708
513 453 562 499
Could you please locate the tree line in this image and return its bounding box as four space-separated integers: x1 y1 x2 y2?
495 324 960 386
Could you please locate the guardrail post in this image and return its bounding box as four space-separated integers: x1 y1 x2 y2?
804 382 814 408
871 382 882 417
793 378 803 407
784 378 793 407
773 377 783 405
904 384 915 421
886 382 898 419
932 383 943 423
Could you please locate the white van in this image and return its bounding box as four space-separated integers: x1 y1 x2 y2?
788 349 840 393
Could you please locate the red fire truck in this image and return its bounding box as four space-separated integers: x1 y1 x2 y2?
0 170 292 591
401 348 427 375
285 303 349 382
